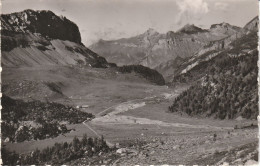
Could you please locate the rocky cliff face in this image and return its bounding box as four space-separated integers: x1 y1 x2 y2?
1 9 81 44
90 24 241 79
1 9 113 68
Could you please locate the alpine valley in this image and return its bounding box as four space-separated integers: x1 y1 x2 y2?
1 9 258 165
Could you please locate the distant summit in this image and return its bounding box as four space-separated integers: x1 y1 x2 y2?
177 24 208 34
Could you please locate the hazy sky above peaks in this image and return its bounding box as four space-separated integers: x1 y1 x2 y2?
2 0 258 46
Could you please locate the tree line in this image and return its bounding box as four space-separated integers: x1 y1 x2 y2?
2 134 111 165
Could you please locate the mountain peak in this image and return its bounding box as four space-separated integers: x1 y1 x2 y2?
1 9 82 44
177 24 207 34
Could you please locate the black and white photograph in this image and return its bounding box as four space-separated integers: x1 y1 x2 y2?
0 0 259 165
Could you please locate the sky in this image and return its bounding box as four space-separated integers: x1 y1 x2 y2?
1 0 258 46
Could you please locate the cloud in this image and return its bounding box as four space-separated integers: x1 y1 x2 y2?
175 0 209 26
214 2 228 11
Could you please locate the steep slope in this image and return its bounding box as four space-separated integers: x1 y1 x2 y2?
90 24 241 79
168 17 258 120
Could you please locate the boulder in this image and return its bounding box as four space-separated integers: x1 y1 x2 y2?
116 148 127 154
4 137 10 142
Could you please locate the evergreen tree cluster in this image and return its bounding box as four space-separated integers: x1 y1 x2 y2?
2 134 110 165
2 121 68 142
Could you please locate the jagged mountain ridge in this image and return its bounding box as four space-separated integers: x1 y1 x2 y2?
172 16 258 82
90 23 241 79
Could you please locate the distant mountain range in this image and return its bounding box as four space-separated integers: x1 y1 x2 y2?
90 21 244 80
90 15 259 120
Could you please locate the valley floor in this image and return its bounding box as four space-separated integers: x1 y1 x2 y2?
2 66 258 165
78 95 258 165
